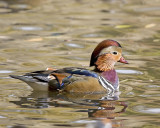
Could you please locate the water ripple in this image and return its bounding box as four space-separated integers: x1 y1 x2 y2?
134 105 160 114
65 43 84 48
13 26 43 31
116 69 143 74
0 70 13 73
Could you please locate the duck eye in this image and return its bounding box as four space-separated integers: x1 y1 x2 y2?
112 51 118 55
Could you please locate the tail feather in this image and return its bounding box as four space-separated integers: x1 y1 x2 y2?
9 75 49 91
9 75 37 82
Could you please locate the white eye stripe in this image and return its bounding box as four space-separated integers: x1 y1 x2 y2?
98 46 122 56
98 52 109 57
99 51 118 56
99 50 110 56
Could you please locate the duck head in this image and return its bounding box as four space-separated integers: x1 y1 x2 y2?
90 39 128 72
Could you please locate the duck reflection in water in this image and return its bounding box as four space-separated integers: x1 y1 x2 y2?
87 99 127 128
11 91 128 128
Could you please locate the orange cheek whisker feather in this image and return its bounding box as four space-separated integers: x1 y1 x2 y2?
95 54 116 71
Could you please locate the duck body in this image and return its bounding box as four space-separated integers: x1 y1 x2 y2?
10 40 128 94
10 67 118 93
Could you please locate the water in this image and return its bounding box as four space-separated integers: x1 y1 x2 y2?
0 0 159 127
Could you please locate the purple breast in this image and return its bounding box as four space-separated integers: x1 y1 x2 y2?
101 69 119 90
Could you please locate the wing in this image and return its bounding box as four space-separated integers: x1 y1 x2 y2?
49 67 99 89
54 67 99 78
24 70 56 82
10 67 99 91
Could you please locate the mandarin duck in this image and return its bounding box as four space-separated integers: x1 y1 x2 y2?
10 40 128 94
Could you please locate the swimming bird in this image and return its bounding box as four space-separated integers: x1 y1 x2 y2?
10 39 128 94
